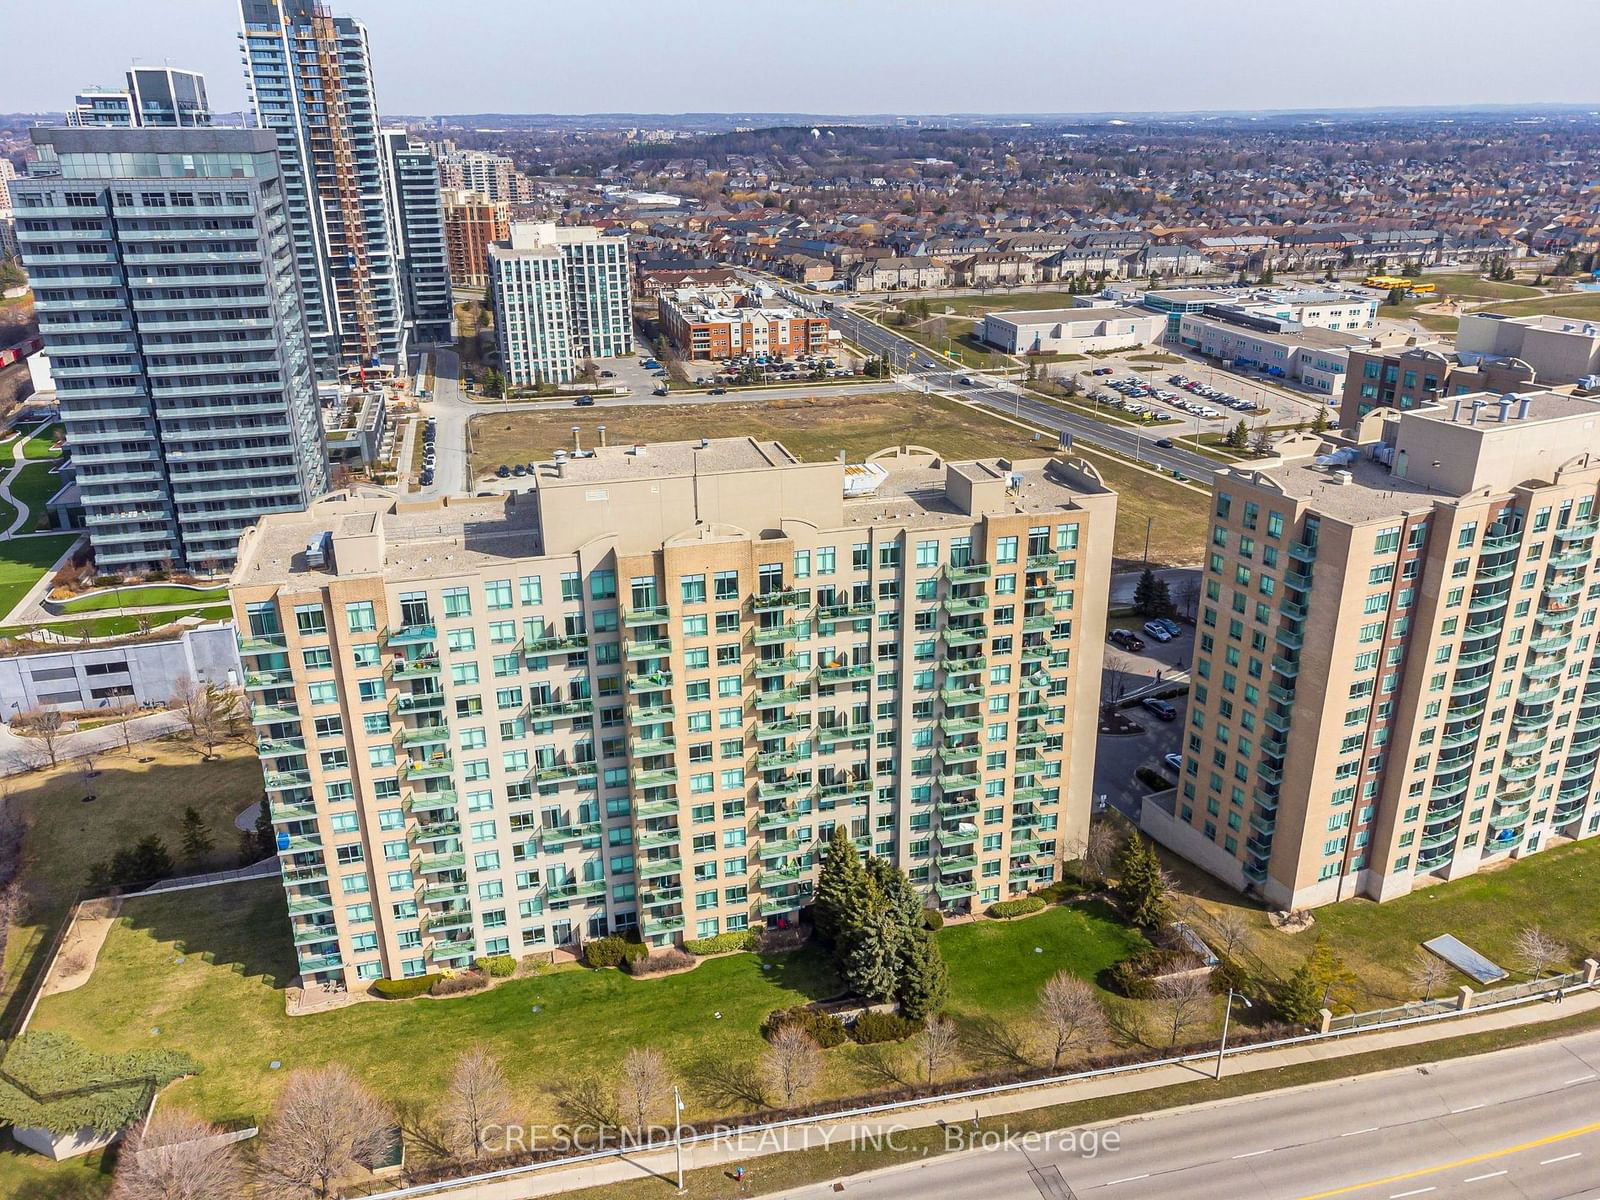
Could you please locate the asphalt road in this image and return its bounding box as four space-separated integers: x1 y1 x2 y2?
766 1028 1600 1200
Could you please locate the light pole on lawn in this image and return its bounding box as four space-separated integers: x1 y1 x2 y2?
1216 988 1253 1079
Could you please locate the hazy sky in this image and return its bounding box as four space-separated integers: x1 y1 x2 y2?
8 0 1600 116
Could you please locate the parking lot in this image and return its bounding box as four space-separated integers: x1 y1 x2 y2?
1068 347 1335 434
1095 615 1193 820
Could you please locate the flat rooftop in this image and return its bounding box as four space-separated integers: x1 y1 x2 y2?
1408 390 1600 430
532 436 797 483
988 306 1153 325
1231 454 1445 522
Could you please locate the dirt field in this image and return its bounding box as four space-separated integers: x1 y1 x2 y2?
470 391 1207 566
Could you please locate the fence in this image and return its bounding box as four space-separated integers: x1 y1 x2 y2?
1328 965 1595 1032
354 967 1599 1200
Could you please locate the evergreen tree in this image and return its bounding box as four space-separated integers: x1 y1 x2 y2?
867 857 924 932
1115 837 1170 931
839 894 899 1002
896 929 949 1019
1386 286 1407 307
812 826 871 947
1313 405 1332 433
1258 266 1275 285
1132 566 1162 617
1277 958 1327 1025
254 798 276 859
1152 575 1174 616
179 806 213 868
1225 419 1250 450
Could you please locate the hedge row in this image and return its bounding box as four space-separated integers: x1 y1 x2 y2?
371 974 441 999
763 1005 847 1048
850 1011 921 1044
989 896 1046 919
475 954 517 977
585 935 649 969
683 930 758 956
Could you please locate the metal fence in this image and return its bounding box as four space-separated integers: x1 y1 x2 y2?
354 970 1597 1200
1327 967 1592 1032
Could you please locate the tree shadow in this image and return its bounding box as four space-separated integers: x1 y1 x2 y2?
109 876 297 992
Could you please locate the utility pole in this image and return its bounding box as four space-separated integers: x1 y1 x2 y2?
673 1084 686 1192
1216 988 1252 1078
1143 516 1153 565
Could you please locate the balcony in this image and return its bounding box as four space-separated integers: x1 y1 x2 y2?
297 953 345 974
628 701 675 723
238 632 288 654
818 778 872 803
941 655 987 676
643 914 686 938
1450 672 1493 698
940 715 981 737
401 757 455 781
420 880 470 903
623 605 670 627
423 908 474 934
386 623 437 647
1284 570 1313 592
406 791 459 817
287 893 334 917
388 657 440 681
257 737 307 758
1556 521 1600 542
757 715 810 738
429 939 477 964
756 656 806 678
943 595 990 616
627 671 674 695
818 662 871 684
1288 541 1318 564
1530 631 1573 654
244 667 294 690
410 821 461 845
754 622 803 646
638 857 683 879
817 598 874 621
393 692 445 715
816 722 871 745
641 885 683 908
938 773 979 793
937 824 979 847
946 562 991 584
758 777 812 801
625 639 672 660
414 852 467 874
1257 762 1284 786
943 625 988 648
638 827 681 849
757 808 797 832
1499 759 1541 783
263 770 311 792
270 798 317 821
636 794 680 819
396 724 450 747
938 742 981 764
250 703 300 725
1545 578 1585 602
1270 656 1300 679
1425 799 1466 824
1519 683 1561 708
756 746 811 770
941 687 984 706
527 697 594 722
759 896 803 918
535 761 599 785
633 766 677 789
753 588 809 611
1474 559 1515 583
525 632 589 656
629 736 677 757
542 821 603 846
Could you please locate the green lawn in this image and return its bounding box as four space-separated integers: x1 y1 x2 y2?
1172 830 1600 1009
1457 290 1600 322
895 291 1083 319
0 533 78 621
21 424 62 460
0 604 232 640
11 462 64 532
54 584 229 614
31 889 1153 1135
1425 272 1541 302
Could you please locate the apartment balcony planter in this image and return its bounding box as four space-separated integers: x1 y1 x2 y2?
623 605 670 627
526 632 589 656
753 589 809 611
638 857 683 879
386 623 437 647
756 656 806 678
818 662 871 684
625 639 672 660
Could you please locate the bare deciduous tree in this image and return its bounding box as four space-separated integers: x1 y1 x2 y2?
616 1047 670 1140
1209 909 1252 960
1151 969 1213 1047
761 1025 822 1108
254 1066 395 1199
1407 950 1451 1002
441 1045 514 1161
170 675 242 761
1080 823 1121 887
113 1106 241 1200
16 707 65 768
1102 652 1133 706
1037 971 1108 1068
1513 925 1567 980
918 1014 960 1083
961 1014 1035 1071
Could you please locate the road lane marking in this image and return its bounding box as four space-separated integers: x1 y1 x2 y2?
1233 1148 1274 1159
1565 1074 1596 1084
1540 1152 1581 1164
1449 1104 1484 1113
1463 1171 1507 1182
1104 1174 1149 1186
1390 1190 1435 1198
1341 1127 1379 1137
1290 1119 1600 1200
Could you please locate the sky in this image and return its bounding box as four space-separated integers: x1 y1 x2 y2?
7 0 1600 117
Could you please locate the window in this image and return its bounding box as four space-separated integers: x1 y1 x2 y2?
995 536 1019 563
294 604 326 636
680 574 706 605
442 587 471 619
345 601 376 632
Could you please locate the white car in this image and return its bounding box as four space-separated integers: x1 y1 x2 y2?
1142 620 1174 643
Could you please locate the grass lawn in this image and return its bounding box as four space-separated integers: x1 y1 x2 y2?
0 605 232 640
0 740 260 1037
889 317 999 370
470 392 1207 566
1425 272 1542 302
21 423 62 460
11 462 63 532
53 584 229 614
895 290 1081 319
0 1133 112 1200
31 887 1153 1138
0 533 78 622
1169 831 1600 1010
1456 290 1600 322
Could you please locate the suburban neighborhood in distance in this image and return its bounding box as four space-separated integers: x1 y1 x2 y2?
3 2 1600 1197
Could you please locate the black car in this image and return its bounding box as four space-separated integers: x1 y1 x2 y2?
1155 438 1174 448
495 464 510 478
709 387 728 395
574 395 595 407
1109 629 1146 652
1141 697 1177 721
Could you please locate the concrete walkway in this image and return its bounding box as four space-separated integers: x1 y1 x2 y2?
0 710 186 776
371 985 1600 1199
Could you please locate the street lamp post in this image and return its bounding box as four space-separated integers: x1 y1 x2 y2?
673 1084 685 1192
1215 988 1253 1079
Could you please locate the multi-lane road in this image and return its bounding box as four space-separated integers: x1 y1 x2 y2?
769 1028 1600 1200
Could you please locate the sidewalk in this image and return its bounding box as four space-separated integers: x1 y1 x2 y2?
368 984 1600 1200
0 710 185 777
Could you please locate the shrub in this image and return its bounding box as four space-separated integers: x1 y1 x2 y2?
92 574 122 588
431 972 490 997
762 1005 847 1049
1032 879 1085 904
989 896 1045 919
1135 766 1172 791
922 908 945 931
849 1010 921 1044
143 569 169 582
1102 948 1192 999
474 954 517 977
626 947 695 976
371 974 440 999
683 930 757 956
584 935 628 968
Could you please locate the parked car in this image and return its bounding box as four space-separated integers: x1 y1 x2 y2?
599 370 615 378
1163 752 1183 772
1154 617 1183 637
574 395 595 407
1109 629 1145 652
1142 620 1173 643
1142 697 1178 721
495 464 511 478
512 464 528 477
1093 366 1115 376
653 386 669 396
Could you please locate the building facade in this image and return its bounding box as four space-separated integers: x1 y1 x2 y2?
981 307 1165 356
488 223 631 386
1457 312 1600 386
229 440 1115 988
439 149 517 203
12 126 329 573
380 131 453 346
67 66 212 129
1177 308 1366 395
0 620 241 713
239 0 405 376
1340 343 1540 428
1145 394 1600 909
442 189 509 289
658 288 831 361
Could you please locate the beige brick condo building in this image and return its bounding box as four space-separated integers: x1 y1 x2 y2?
230 440 1116 989
1143 392 1600 910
